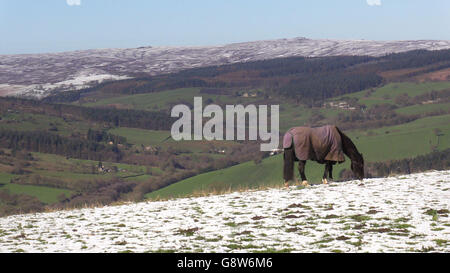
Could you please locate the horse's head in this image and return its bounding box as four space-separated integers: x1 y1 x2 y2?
351 153 364 180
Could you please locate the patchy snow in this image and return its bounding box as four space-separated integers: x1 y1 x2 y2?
2 73 131 99
0 170 449 253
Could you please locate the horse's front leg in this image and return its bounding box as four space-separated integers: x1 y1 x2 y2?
298 160 309 186
322 161 333 184
329 162 334 180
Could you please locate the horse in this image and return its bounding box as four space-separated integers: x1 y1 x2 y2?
283 125 364 187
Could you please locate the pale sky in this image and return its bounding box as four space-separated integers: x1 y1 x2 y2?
1 0 449 54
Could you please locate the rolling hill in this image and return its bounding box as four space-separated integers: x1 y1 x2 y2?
1 171 448 253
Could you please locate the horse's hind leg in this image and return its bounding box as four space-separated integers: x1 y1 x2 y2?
298 160 309 186
283 148 295 188
322 162 329 184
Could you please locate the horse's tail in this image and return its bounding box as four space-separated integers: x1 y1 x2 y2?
283 146 295 182
160 135 172 143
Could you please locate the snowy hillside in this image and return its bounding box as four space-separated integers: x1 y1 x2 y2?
0 171 449 253
1 37 450 98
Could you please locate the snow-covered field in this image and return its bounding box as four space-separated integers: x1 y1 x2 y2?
0 171 449 253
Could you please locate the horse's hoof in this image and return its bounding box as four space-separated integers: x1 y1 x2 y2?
302 181 309 187
322 178 328 185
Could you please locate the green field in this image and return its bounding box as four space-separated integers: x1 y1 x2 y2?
0 172 73 204
1 182 73 204
349 114 450 161
395 102 450 115
108 127 171 146
337 82 450 108
83 87 262 111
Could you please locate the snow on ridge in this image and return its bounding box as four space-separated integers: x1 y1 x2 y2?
1 37 450 98
0 170 449 253
3 73 131 99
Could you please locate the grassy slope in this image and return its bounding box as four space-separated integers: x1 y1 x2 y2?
338 82 450 107
146 154 352 199
147 113 450 200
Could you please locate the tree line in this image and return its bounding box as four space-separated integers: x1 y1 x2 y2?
367 148 450 178
87 128 127 144
0 129 124 162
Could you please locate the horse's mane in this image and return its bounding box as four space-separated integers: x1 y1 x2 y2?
335 126 363 163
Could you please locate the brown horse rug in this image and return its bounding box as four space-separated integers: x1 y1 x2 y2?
283 125 345 163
